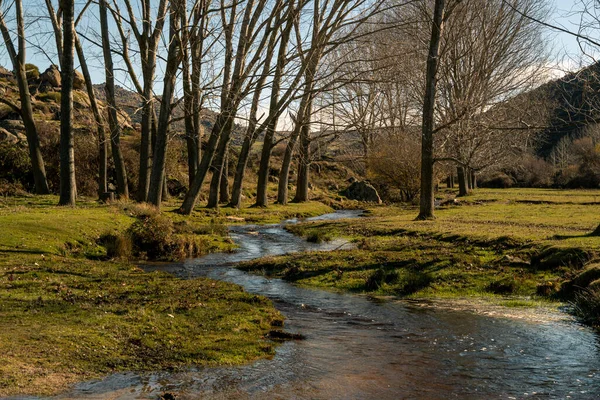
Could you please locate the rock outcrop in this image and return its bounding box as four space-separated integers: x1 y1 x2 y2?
40 65 61 88
73 70 85 90
341 181 382 203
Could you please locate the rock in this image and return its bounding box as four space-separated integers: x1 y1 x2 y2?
40 65 61 87
0 66 13 79
167 178 187 196
341 181 382 203
0 119 25 134
99 192 115 203
0 128 18 144
73 70 85 90
347 177 357 184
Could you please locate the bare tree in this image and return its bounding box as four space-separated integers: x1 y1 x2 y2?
100 0 129 198
0 0 50 194
58 0 77 206
111 0 168 201
147 0 184 206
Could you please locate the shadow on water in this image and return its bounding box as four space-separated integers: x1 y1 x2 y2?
27 211 600 399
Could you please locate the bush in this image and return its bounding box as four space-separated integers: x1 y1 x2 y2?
478 173 514 189
37 92 61 103
572 287 600 328
25 63 39 80
367 133 424 202
506 154 553 187
306 231 332 243
486 278 516 294
128 214 175 259
0 143 32 189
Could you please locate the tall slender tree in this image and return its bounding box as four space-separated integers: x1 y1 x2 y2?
0 0 50 194
58 0 77 206
416 0 446 220
100 0 129 198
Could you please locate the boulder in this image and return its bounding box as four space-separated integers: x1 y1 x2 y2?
0 66 13 79
0 128 18 144
73 70 85 90
341 181 382 203
40 65 61 88
0 119 25 134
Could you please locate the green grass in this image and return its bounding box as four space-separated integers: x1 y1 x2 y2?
240 188 600 310
0 195 333 396
0 253 281 396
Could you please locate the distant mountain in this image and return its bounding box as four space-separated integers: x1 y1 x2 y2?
532 62 600 157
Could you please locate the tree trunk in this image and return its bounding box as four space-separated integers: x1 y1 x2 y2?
147 6 181 207
417 0 445 220
0 0 50 194
457 166 469 197
58 0 76 206
276 131 299 205
450 173 454 188
75 35 107 196
292 117 311 203
137 89 153 202
100 0 128 199
229 121 260 208
178 113 226 214
219 152 230 204
471 169 477 190
206 119 234 208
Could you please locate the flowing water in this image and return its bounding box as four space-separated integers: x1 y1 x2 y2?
39 211 600 399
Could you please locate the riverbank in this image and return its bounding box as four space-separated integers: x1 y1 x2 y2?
239 188 600 328
0 195 331 397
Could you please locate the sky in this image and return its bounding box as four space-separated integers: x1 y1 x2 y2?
0 1 597 87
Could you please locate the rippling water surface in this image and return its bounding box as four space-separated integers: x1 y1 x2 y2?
42 211 600 399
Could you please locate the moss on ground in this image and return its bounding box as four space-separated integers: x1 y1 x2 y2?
240 188 600 313
0 195 332 396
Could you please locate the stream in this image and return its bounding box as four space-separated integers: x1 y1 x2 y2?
46 210 600 399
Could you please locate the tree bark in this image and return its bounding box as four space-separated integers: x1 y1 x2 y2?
0 0 50 194
219 152 230 204
292 120 311 203
457 166 469 197
178 114 226 214
279 93 310 204
58 0 76 206
147 4 181 207
206 119 234 208
417 0 446 220
276 131 299 204
75 35 107 196
100 0 128 199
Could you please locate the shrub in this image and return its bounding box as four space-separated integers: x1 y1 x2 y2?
98 233 133 259
505 154 553 187
395 271 433 295
306 231 332 243
128 214 175 259
24 63 39 80
0 143 32 189
572 287 600 328
37 92 61 103
478 173 514 189
486 278 516 295
367 133 425 202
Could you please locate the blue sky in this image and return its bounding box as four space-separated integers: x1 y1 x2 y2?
0 0 595 86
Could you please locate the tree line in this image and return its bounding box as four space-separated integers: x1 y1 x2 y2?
0 0 585 219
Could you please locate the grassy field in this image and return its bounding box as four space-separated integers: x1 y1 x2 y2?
239 188 600 319
0 195 331 396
